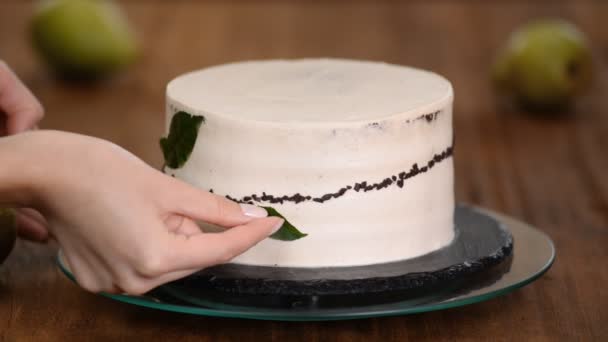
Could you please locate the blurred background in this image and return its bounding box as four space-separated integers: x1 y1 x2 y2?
0 1 606 339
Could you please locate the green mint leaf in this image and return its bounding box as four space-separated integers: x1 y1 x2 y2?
263 206 308 241
160 111 205 169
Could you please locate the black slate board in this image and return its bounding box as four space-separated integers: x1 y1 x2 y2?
165 205 513 308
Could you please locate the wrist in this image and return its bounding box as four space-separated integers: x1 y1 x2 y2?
0 131 50 208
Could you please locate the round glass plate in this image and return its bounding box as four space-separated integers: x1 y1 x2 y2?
56 207 555 321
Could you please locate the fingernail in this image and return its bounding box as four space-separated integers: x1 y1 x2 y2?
271 218 285 234
240 204 268 218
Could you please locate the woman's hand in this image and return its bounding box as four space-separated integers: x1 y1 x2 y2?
0 61 281 295
2 130 283 295
0 61 48 241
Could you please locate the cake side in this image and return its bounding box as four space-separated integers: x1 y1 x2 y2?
164 59 455 267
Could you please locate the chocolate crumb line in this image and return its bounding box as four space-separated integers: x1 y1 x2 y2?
405 110 442 124
366 110 442 129
216 145 453 205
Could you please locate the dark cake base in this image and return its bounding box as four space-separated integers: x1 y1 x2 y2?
163 205 513 309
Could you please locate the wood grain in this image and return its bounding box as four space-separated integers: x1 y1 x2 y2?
0 1 606 340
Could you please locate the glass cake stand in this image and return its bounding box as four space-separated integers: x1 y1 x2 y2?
56 207 554 321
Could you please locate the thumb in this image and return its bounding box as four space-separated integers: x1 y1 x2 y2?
166 216 284 271
165 177 268 227
0 61 44 134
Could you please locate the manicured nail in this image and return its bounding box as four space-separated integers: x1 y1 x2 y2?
240 204 268 218
271 218 285 234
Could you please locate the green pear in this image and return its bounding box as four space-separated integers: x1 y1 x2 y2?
493 19 592 111
0 208 17 265
31 0 138 79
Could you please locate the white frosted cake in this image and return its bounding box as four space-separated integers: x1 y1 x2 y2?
164 59 455 268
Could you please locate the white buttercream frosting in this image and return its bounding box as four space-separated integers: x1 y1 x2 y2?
165 59 455 267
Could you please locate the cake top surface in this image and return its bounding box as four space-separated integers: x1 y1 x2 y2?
167 59 452 123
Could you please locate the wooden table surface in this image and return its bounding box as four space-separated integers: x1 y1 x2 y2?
1 0 607 340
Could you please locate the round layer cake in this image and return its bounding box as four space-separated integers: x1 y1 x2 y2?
164 59 455 267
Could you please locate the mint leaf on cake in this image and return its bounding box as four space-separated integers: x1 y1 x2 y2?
263 206 308 241
160 111 205 169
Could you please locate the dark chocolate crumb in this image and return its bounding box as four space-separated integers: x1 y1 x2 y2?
404 110 442 125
